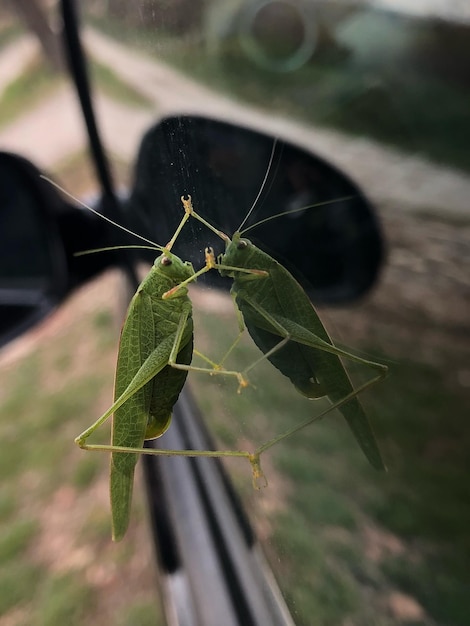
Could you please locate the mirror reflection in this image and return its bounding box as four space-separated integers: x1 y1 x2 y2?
0 155 64 346
127 115 383 302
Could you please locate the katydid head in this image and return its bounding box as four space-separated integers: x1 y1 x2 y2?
231 232 251 250
220 232 254 272
155 249 194 282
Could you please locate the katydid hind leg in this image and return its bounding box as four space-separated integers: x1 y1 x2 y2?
251 366 386 480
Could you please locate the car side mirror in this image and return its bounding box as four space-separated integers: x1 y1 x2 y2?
0 153 70 347
0 153 115 348
1 117 384 348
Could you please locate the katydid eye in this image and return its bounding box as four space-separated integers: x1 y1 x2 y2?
161 256 172 266
237 240 248 250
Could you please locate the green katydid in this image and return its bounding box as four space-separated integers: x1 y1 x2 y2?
42 178 264 541
183 195 388 473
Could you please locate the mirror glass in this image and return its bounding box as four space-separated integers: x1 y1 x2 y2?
0 154 66 347
127 115 383 303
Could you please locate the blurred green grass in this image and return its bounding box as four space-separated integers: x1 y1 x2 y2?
0 50 151 130
0 54 61 129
